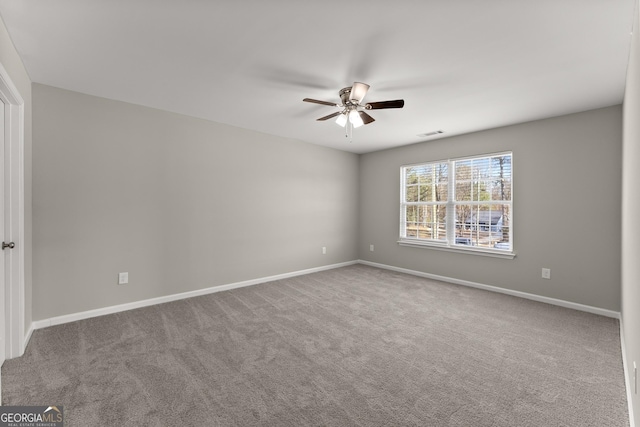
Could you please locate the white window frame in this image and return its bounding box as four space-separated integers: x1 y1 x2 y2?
399 152 515 259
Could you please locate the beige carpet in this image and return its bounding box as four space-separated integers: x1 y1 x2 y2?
2 264 629 426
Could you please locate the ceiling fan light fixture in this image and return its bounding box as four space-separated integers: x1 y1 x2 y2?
349 110 364 128
303 82 404 135
349 82 370 104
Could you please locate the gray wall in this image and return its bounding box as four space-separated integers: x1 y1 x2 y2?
622 0 640 421
33 84 359 320
0 18 32 337
359 106 622 311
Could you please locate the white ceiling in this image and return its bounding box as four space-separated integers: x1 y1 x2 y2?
0 0 635 154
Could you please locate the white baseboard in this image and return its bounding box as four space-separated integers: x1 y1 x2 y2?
30 261 358 331
25 259 621 348
620 319 636 427
358 260 621 319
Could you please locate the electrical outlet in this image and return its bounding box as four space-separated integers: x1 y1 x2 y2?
541 268 551 279
370 244 374 252
118 272 129 285
322 247 326 255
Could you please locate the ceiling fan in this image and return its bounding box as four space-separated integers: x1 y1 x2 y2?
303 82 404 129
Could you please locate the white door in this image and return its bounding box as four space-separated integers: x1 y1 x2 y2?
0 62 24 369
0 99 5 399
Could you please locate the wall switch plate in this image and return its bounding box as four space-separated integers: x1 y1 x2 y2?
541 268 551 279
322 247 326 255
118 272 129 285
370 244 374 252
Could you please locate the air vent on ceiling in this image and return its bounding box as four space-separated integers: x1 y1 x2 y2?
418 130 444 137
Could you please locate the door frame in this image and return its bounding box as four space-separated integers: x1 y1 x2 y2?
0 62 25 360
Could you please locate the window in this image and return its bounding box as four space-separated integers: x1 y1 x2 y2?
400 152 512 256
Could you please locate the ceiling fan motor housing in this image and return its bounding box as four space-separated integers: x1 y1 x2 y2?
339 87 354 106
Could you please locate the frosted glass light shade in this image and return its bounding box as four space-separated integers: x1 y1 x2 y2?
349 110 364 128
335 113 348 127
349 82 370 104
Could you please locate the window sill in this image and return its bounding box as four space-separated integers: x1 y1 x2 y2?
397 239 516 259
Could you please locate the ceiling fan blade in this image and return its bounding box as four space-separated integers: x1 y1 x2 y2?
358 111 375 125
349 82 370 104
317 111 342 121
303 98 340 107
365 99 405 110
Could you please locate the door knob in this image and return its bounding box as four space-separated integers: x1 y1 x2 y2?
2 242 15 250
